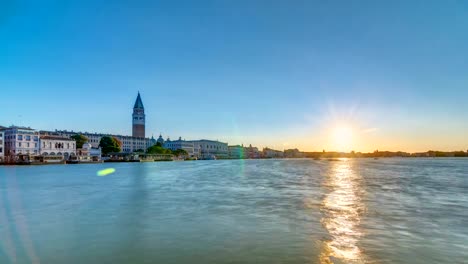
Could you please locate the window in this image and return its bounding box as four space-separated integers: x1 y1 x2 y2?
27 143 30 147
26 135 31 141
19 142 22 147
18 135 23 140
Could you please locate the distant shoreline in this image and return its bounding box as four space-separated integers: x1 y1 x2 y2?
1 156 467 167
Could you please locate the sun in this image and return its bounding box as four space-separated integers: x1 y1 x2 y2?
332 126 353 152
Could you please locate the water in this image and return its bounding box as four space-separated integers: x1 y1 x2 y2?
0 158 467 263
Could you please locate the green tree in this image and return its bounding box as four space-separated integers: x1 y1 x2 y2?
99 136 121 155
147 145 172 154
113 136 123 148
71 134 89 149
172 149 188 157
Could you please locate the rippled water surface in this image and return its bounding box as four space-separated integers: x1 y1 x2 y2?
0 158 467 263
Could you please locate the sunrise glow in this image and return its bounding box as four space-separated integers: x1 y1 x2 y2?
331 126 354 152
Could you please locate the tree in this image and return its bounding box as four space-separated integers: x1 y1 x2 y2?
172 149 188 157
147 145 172 154
99 136 121 155
113 136 122 148
71 134 89 149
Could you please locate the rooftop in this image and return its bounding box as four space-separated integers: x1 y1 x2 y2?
0 125 36 131
40 135 75 141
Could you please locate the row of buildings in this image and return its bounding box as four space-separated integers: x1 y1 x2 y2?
0 126 102 163
227 145 304 159
0 92 299 163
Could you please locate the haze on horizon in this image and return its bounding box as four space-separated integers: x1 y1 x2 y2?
1 1 467 153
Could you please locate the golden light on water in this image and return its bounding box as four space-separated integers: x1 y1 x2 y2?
319 160 366 263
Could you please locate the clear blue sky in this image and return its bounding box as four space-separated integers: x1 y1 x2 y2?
1 0 467 152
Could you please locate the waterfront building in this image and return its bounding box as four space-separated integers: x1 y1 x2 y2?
54 131 154 153
164 137 200 158
263 147 284 158
284 148 305 158
228 145 245 159
76 142 102 161
244 144 260 159
192 139 228 159
39 135 76 159
1 126 40 159
156 134 165 145
0 131 4 162
53 92 155 153
132 92 145 138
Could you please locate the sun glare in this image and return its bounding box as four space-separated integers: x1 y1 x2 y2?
332 126 353 152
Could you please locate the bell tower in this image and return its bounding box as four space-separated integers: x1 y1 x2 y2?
132 92 145 138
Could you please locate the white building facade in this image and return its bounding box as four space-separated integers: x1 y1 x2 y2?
164 137 201 158
54 130 155 153
0 131 4 162
263 148 284 158
1 126 40 158
228 145 245 159
76 142 102 161
39 135 76 159
192 139 228 159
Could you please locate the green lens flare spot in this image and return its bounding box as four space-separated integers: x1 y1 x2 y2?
97 168 116 176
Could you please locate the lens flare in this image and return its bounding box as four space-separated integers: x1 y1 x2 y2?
97 168 115 176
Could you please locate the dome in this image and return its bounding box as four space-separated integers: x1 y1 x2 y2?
156 134 165 144
82 142 92 150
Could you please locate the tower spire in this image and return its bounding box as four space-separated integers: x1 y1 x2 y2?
134 92 144 109
132 92 146 138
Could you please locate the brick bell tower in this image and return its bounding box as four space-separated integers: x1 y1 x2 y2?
132 92 145 138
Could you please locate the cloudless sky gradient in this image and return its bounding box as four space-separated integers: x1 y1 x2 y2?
1 0 468 152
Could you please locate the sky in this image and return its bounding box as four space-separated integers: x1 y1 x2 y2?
1 0 468 152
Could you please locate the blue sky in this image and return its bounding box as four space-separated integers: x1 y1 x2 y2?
1 0 468 152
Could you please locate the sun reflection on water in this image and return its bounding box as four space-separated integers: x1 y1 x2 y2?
319 160 367 263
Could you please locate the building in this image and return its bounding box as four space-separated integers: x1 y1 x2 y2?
1 126 40 159
284 148 305 158
76 142 102 161
39 135 76 159
263 147 284 158
132 92 145 138
192 139 228 159
164 137 201 158
244 144 260 159
228 145 245 159
0 131 4 162
52 92 155 154
54 131 154 154
156 134 165 145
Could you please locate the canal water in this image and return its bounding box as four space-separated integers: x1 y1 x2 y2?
0 159 467 263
